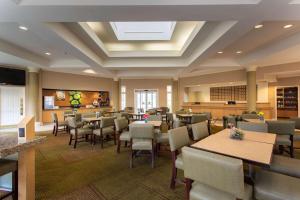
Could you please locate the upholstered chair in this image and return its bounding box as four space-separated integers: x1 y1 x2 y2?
51 112 68 136
93 117 116 148
129 124 155 168
266 120 295 157
241 113 259 120
120 112 130 123
269 155 300 178
82 112 96 118
168 126 190 189
237 121 268 133
148 115 162 121
173 119 185 129
114 118 130 153
290 117 300 147
124 107 134 113
187 114 207 131
254 168 300 200
191 122 209 141
0 159 18 199
166 113 174 130
67 117 93 148
182 147 252 200
223 115 238 128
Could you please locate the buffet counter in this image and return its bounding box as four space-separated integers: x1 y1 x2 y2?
181 102 274 119
42 107 112 123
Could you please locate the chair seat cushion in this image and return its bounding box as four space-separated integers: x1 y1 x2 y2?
58 121 68 126
255 169 300 200
132 139 152 150
270 155 300 178
70 128 92 135
120 131 130 141
175 153 183 170
190 181 252 200
156 133 169 144
93 126 114 136
276 135 291 145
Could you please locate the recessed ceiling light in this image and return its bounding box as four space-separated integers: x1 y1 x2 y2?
19 26 28 31
283 24 293 29
254 24 263 29
217 51 223 54
83 69 96 74
45 52 51 56
236 51 242 54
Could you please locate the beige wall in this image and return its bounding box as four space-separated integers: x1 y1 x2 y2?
120 79 172 108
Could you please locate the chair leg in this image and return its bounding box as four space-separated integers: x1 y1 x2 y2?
185 178 192 200
55 125 58 136
151 149 155 168
130 150 134 168
100 135 104 148
52 125 56 135
290 145 294 158
74 136 77 149
12 169 18 200
117 139 121 153
125 141 128 147
113 133 117 145
170 152 177 189
69 134 73 145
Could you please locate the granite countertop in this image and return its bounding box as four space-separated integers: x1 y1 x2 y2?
0 133 46 158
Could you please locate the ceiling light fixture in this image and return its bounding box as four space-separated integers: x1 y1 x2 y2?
236 51 242 54
283 24 293 29
19 26 28 31
83 69 96 74
254 24 263 29
45 52 51 56
217 51 223 54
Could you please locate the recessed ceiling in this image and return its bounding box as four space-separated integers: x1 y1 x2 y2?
109 21 176 41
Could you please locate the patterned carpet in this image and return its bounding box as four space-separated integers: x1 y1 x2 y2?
34 124 300 200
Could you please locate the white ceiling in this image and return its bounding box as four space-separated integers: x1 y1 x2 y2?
0 0 300 79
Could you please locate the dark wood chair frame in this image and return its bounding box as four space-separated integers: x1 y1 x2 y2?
52 119 68 136
93 125 116 148
68 127 92 149
130 138 155 168
278 135 294 158
116 126 130 153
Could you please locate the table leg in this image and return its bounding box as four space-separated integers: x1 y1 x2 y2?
18 147 35 200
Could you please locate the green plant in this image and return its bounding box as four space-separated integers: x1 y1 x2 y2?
69 91 82 108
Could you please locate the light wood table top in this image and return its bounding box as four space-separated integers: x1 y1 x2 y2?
82 117 102 122
132 120 162 127
192 129 275 166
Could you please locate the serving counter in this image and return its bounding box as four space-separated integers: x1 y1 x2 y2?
42 107 112 123
181 102 274 119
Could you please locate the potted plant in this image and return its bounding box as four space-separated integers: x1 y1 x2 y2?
258 111 264 121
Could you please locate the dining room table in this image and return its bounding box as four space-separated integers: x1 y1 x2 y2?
131 120 162 128
128 113 145 121
191 128 276 167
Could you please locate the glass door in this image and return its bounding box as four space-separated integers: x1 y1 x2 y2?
135 89 158 113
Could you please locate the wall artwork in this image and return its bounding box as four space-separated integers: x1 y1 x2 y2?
55 91 65 101
98 91 110 107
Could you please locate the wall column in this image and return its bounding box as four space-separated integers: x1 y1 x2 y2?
112 78 119 111
26 68 40 121
246 66 257 112
172 78 179 112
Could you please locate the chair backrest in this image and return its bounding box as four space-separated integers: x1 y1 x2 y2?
82 112 96 118
101 117 115 128
202 112 212 120
114 118 128 132
64 110 73 115
241 113 259 120
148 115 162 121
166 113 174 122
223 116 237 128
129 124 154 139
173 119 184 129
67 117 77 129
125 107 134 113
191 114 207 124
290 117 300 129
168 126 190 152
51 112 58 122
182 147 245 199
120 112 129 120
114 113 123 119
175 110 187 114
192 122 209 141
75 113 82 122
160 107 169 114
237 121 268 133
266 120 295 135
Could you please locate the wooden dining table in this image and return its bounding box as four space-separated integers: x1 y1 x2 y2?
191 128 276 166
131 120 162 128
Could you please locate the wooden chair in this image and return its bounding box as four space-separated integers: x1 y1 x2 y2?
51 112 68 136
191 122 209 142
114 118 130 153
168 126 190 189
67 117 93 148
129 123 155 168
182 147 252 200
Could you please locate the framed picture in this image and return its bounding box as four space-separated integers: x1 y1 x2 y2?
98 91 110 107
56 91 66 101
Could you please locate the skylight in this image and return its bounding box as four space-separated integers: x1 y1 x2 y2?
110 22 176 41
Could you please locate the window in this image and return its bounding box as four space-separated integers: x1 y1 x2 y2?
167 85 172 112
121 86 126 110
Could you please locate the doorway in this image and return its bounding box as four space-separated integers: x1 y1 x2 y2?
134 89 158 113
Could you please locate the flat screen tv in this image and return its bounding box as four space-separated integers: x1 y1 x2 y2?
0 67 26 86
